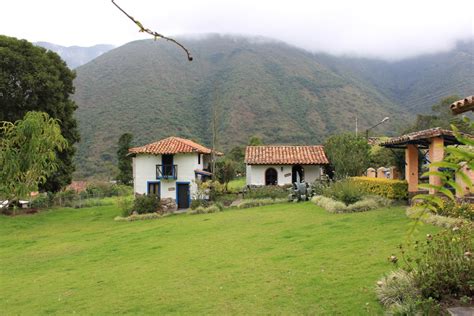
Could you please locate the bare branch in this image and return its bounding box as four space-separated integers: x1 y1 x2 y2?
111 0 193 61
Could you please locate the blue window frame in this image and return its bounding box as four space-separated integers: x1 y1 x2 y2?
147 181 161 197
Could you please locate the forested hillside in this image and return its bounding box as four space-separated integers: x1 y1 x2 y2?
72 35 473 178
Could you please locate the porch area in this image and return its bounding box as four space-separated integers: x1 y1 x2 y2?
380 128 473 199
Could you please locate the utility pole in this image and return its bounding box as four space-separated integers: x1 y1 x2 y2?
211 88 220 181
355 116 358 136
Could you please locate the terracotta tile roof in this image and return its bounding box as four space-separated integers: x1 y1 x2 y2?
450 96 474 115
129 137 216 155
245 145 329 165
380 127 470 148
66 181 88 193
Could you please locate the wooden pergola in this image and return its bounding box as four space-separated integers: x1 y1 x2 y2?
380 128 464 195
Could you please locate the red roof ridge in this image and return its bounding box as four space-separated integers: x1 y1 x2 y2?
245 145 329 165
129 136 217 155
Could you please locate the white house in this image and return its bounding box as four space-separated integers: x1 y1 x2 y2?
245 145 329 186
129 137 218 209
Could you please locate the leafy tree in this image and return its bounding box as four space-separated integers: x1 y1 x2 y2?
324 133 370 177
248 136 263 146
0 112 67 210
215 159 237 192
226 146 245 175
116 133 133 185
0 35 79 192
403 96 472 134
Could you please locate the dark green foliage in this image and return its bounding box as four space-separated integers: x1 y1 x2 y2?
116 133 133 185
324 133 370 177
133 195 161 214
248 136 264 146
190 199 210 210
226 146 245 175
85 182 132 197
401 226 473 301
244 185 290 200
215 159 236 191
321 179 364 205
31 194 52 209
0 35 79 192
369 144 403 169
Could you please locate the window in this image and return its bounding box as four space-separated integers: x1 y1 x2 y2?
198 154 201 164
147 182 160 197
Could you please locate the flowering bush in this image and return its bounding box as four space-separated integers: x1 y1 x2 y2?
351 177 408 200
403 225 473 301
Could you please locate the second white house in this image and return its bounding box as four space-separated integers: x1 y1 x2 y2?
245 145 329 186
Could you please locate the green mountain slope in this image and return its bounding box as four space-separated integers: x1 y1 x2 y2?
72 35 472 178
319 40 474 112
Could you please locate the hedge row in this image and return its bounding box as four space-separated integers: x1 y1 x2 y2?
351 177 408 200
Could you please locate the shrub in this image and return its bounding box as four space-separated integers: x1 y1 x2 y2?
73 198 112 209
117 195 133 217
346 198 379 212
214 193 240 206
31 194 51 209
404 225 474 301
311 196 347 213
114 213 162 222
406 207 468 228
436 200 474 221
53 189 77 207
311 180 330 196
188 204 221 215
244 186 290 200
312 195 392 213
375 269 421 314
133 195 161 214
236 198 287 209
351 177 408 200
190 199 210 210
322 179 364 205
85 182 132 197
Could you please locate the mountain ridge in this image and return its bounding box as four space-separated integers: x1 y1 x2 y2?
35 42 115 68
71 35 473 178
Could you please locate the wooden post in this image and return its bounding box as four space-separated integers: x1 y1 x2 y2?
428 137 444 194
405 144 419 193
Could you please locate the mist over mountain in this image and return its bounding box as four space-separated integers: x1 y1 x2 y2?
71 35 473 178
35 42 115 68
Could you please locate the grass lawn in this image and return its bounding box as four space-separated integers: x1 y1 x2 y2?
227 177 246 192
0 202 437 314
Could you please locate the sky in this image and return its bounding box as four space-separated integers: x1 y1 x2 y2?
1 0 473 60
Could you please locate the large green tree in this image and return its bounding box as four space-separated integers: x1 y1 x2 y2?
0 35 79 192
324 133 370 177
0 112 67 209
116 133 133 185
215 159 237 192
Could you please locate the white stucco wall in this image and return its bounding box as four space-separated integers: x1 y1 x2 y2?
246 164 323 186
133 153 204 199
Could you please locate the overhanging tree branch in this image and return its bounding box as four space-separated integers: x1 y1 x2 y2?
111 0 193 61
